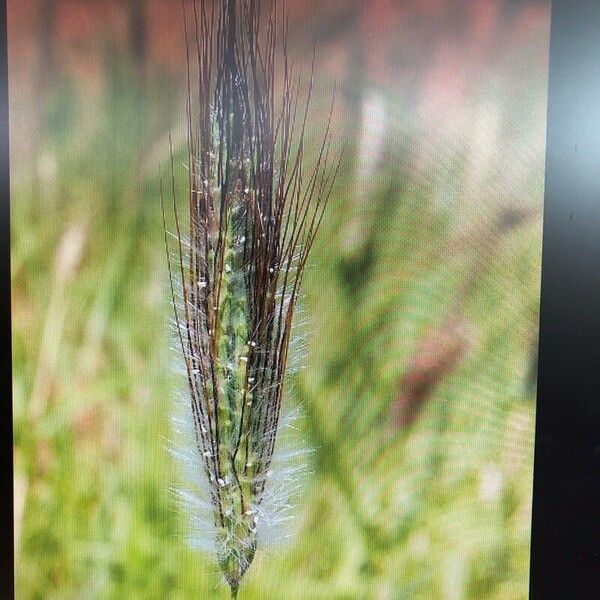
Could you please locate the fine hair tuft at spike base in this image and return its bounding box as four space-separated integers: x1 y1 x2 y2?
161 0 339 596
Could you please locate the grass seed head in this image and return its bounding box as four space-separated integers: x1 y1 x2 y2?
163 0 337 595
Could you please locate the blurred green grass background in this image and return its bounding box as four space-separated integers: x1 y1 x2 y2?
10 2 549 598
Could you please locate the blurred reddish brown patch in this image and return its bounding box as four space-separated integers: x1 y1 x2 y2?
392 315 473 428
34 438 55 476
73 402 102 442
73 402 123 459
8 1 549 86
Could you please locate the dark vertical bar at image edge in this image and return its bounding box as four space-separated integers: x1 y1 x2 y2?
530 1 600 598
0 0 14 597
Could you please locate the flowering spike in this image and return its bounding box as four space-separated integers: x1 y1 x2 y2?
163 0 337 595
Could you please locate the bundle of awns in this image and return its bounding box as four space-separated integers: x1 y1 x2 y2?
162 0 337 596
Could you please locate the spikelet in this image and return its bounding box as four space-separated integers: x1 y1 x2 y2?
162 1 338 596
